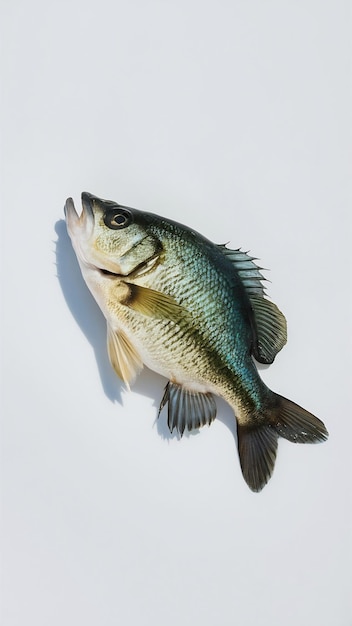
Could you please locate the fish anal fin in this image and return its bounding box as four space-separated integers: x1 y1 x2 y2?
107 324 143 387
124 283 188 323
251 296 287 364
158 382 217 437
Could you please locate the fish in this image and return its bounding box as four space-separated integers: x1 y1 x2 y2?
64 191 328 492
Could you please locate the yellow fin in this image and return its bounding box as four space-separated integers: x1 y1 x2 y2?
125 283 188 323
107 324 143 387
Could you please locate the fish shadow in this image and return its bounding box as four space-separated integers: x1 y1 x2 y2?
55 219 122 404
55 218 239 445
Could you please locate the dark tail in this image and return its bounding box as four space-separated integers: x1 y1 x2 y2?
237 395 328 492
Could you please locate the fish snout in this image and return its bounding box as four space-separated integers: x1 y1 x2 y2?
64 194 95 242
64 197 80 234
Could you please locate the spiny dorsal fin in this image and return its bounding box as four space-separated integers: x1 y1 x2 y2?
219 246 266 296
107 323 143 387
158 381 217 437
124 283 188 324
218 246 287 364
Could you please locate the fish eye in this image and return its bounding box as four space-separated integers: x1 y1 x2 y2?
103 208 133 230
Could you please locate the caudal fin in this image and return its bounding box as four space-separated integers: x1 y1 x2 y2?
274 396 329 443
237 395 328 492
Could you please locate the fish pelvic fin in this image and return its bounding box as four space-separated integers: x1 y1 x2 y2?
158 381 217 437
237 395 329 492
107 323 143 387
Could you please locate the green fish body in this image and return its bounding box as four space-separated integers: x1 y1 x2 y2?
65 192 328 491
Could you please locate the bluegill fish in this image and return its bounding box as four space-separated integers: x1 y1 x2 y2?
64 192 328 492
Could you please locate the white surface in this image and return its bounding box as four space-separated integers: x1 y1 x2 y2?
1 1 351 625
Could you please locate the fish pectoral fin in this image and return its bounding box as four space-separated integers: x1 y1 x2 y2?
124 283 188 323
158 381 217 437
250 296 287 364
107 324 143 387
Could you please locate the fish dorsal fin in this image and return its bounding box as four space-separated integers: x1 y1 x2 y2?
107 323 143 387
250 296 287 364
124 283 188 323
219 246 287 364
158 381 217 437
218 246 266 296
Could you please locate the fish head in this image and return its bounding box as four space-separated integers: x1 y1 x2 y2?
64 192 162 277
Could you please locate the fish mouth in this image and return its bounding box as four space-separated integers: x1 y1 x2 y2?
65 192 125 275
81 191 95 218
64 192 95 238
64 196 79 226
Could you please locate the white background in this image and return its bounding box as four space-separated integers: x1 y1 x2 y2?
1 1 351 625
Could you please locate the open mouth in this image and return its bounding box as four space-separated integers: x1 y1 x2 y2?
81 191 95 217
64 196 79 223
65 193 161 279
64 192 94 222
64 194 95 240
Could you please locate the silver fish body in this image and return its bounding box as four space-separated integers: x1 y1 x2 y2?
65 192 328 491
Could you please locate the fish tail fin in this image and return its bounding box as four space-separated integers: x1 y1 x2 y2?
237 422 279 493
237 394 328 492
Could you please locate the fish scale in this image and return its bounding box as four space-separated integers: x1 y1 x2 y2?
65 192 328 492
